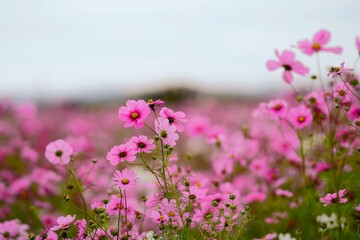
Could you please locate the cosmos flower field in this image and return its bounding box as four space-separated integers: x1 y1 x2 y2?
1 30 360 240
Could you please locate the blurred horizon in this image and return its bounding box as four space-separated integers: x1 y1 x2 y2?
1 0 360 102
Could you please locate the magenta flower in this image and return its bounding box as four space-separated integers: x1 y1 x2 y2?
50 215 76 231
287 105 313 129
113 168 138 190
106 143 137 166
118 99 150 129
320 189 347 207
333 82 354 103
356 36 360 55
0 219 29 240
155 119 179 147
130 135 156 153
266 50 309 84
297 29 343 55
159 107 187 132
45 139 73 165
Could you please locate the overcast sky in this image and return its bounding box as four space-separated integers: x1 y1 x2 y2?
0 0 359 101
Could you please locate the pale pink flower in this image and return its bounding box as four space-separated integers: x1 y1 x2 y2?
50 215 76 231
266 50 309 84
45 139 73 165
118 99 150 129
113 168 138 190
297 29 342 55
287 105 313 129
159 107 187 132
333 82 354 103
106 143 136 166
320 189 347 207
130 135 155 153
155 119 179 146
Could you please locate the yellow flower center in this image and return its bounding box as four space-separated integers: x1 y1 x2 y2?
168 211 176 217
131 112 139 119
121 178 129 185
297 116 305 123
312 43 321 51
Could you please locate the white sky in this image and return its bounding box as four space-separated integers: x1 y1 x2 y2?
0 0 359 101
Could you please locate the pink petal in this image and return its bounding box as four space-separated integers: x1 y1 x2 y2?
297 40 314 55
282 71 293 84
292 61 309 75
278 50 295 64
312 29 331 45
321 46 343 54
266 60 281 71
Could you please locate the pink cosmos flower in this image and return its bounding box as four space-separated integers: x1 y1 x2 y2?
159 199 180 222
265 99 288 118
147 99 164 111
113 168 138 190
355 204 360 212
20 146 38 163
75 219 87 239
50 215 76 231
254 233 277 240
266 50 309 84
348 105 360 120
297 29 343 55
45 139 73 165
246 192 266 203
130 135 156 153
159 107 187 132
333 82 354 103
328 62 353 78
155 119 179 146
118 99 150 129
151 211 169 224
356 36 360 55
287 105 313 129
186 116 211 137
0 219 29 240
320 189 347 207
106 143 136 166
106 195 125 216
275 189 293 198
35 230 58 240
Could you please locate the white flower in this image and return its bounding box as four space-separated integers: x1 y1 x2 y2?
316 213 346 231
146 231 155 240
278 233 296 240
